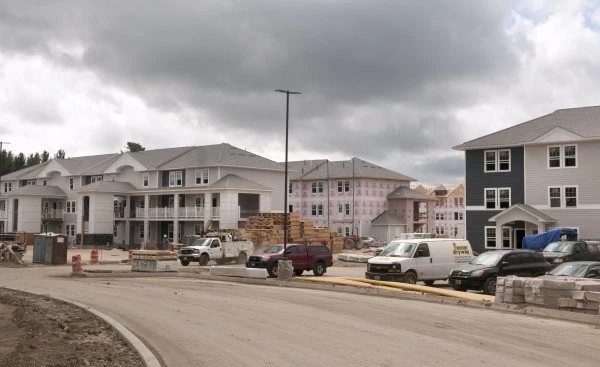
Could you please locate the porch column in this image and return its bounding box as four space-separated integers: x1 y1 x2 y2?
496 224 501 249
144 194 149 218
143 219 149 249
205 193 213 222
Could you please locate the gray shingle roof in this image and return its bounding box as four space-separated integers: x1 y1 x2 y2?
7 185 67 198
387 186 436 200
56 154 121 175
209 174 272 191
453 106 600 150
371 211 404 225
286 158 415 181
2 162 50 180
157 144 284 171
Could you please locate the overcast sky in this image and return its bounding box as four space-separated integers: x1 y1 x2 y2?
1 0 600 184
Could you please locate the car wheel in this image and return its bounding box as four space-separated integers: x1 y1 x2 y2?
199 254 209 266
180 260 190 266
483 277 497 295
294 269 304 276
236 252 247 264
404 271 417 284
268 263 279 278
451 286 467 292
313 261 326 276
344 238 355 250
423 280 435 287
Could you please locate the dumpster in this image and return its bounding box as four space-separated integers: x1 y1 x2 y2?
33 233 69 265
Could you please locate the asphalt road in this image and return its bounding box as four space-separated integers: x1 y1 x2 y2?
1 265 599 367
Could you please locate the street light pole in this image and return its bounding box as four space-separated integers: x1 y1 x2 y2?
0 141 10 237
275 89 301 258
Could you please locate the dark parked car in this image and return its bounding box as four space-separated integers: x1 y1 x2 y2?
449 250 551 295
541 261 600 279
245 242 333 277
542 241 600 267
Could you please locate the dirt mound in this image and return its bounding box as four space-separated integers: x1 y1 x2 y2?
0 288 144 367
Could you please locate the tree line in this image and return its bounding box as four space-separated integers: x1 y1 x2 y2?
0 142 145 177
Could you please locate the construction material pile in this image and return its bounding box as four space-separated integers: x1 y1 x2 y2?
496 276 600 314
131 250 178 272
238 212 346 252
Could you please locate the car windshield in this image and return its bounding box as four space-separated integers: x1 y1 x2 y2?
379 242 415 257
192 239 211 246
548 263 589 277
544 242 573 253
263 245 284 253
470 251 504 266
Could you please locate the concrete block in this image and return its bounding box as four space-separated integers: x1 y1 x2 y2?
496 277 506 286
575 300 600 310
540 289 574 298
542 296 562 308
504 276 519 287
558 298 577 308
210 266 246 277
542 279 578 290
575 281 600 291
503 294 525 303
504 287 525 296
277 260 294 281
525 294 544 305
572 291 586 300
244 268 268 279
584 291 600 302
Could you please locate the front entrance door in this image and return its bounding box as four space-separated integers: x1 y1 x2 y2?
515 229 525 249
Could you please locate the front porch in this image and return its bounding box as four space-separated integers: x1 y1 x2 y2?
486 204 557 250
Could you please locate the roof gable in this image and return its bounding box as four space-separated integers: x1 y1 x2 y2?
288 158 415 181
532 126 584 144
209 174 272 191
37 160 69 178
105 153 148 174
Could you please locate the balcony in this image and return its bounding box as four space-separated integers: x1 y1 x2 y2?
42 209 64 220
413 213 428 222
114 208 125 219
134 206 208 219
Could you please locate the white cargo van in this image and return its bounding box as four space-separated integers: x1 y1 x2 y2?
365 238 474 285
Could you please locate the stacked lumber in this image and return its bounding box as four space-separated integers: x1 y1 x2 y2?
236 212 345 253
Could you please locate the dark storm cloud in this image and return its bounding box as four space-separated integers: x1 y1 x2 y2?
0 0 516 181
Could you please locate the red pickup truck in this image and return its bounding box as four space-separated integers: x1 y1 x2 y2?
245 242 333 277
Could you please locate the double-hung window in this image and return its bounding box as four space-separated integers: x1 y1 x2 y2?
484 149 511 172
66 200 76 214
485 226 497 248
548 145 577 168
337 180 350 193
3 182 11 193
311 181 324 194
69 178 74 190
311 204 324 216
143 172 149 187
169 171 183 187
195 169 208 185
548 186 578 208
344 203 351 215
484 188 511 209
65 224 76 237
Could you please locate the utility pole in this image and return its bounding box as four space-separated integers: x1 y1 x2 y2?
0 141 10 237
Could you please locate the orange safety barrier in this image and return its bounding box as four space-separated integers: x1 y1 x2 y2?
90 249 99 265
72 254 83 274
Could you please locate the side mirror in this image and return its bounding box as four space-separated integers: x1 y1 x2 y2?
500 261 509 268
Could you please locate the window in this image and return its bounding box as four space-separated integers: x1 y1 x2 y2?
337 180 350 193
548 144 577 168
454 212 463 220
548 186 578 208
344 226 351 236
484 149 510 172
143 172 149 187
169 171 183 187
344 203 351 215
195 197 205 207
485 188 511 209
139 223 144 238
90 176 102 183
485 226 497 248
3 182 11 193
502 227 511 248
311 181 324 194
66 201 76 213
288 182 293 194
113 225 118 237
26 180 35 186
42 180 46 186
338 204 343 213
69 178 74 190
311 204 324 216
195 169 208 185
65 224 75 237
288 204 293 213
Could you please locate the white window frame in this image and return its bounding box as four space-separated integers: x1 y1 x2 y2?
484 188 511 209
312 181 324 194
288 182 293 194
548 186 578 208
143 172 149 187
344 203 351 215
311 204 324 216
69 178 74 190
484 149 511 173
65 224 75 237
169 171 183 187
548 186 561 208
66 200 76 214
195 169 209 185
26 180 35 186
90 175 102 183
338 204 343 213
498 188 511 209
484 226 497 249
195 196 205 207
548 144 577 169
337 180 350 193
502 227 511 248
3 182 11 193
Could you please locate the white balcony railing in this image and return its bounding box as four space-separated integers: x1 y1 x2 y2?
135 206 206 219
176 206 205 219
42 209 64 220
211 207 220 218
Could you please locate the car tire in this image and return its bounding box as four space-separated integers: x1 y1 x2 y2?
268 263 279 278
313 261 326 276
451 286 467 292
344 238 355 250
199 254 209 266
294 269 304 276
404 271 417 284
483 277 497 295
423 280 435 287
180 260 190 266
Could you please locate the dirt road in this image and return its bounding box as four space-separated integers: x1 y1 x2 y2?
1 265 599 367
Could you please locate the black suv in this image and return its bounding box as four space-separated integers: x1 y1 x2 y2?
542 241 600 267
448 250 551 295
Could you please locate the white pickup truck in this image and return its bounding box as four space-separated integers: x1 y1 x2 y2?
177 232 254 266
